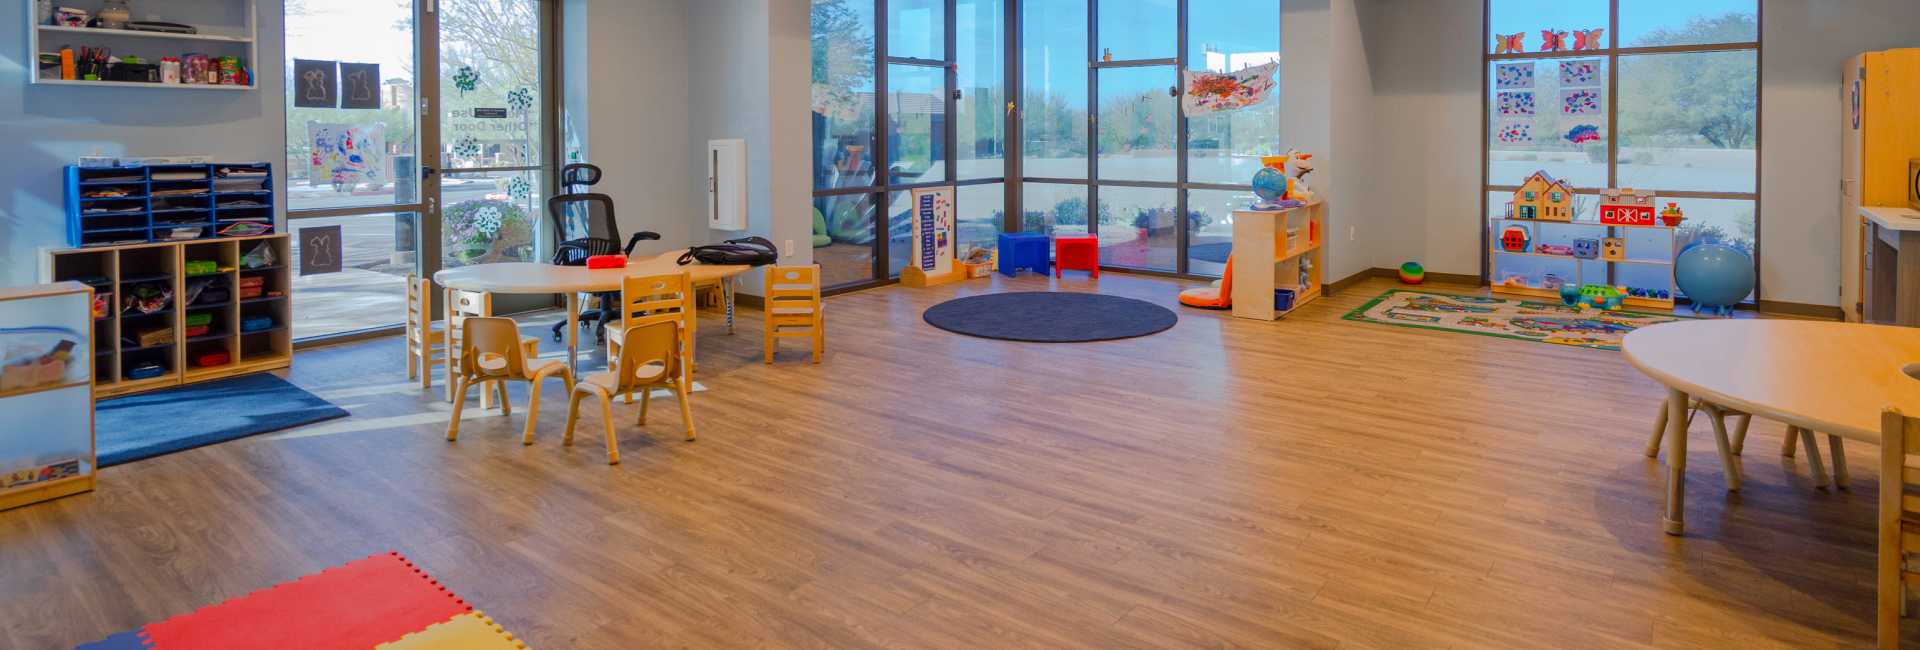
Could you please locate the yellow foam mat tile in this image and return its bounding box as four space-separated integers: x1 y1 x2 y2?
377 610 529 650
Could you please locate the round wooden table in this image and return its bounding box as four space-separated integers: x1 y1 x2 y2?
1623 319 1920 535
433 252 751 377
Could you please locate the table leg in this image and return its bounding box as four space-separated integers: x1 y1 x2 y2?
1704 404 1740 491
725 277 736 335
1730 413 1752 456
1800 428 1830 489
1663 388 1689 536
1645 397 1669 458
444 287 456 404
566 292 580 378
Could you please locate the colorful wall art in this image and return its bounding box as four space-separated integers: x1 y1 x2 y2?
1560 59 1602 87
1561 89 1601 116
1565 124 1602 144
1180 62 1278 115
306 123 389 187
1498 92 1537 116
1495 63 1534 90
1495 33 1525 54
1497 121 1535 144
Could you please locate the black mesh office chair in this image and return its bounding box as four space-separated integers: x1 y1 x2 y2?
548 164 659 342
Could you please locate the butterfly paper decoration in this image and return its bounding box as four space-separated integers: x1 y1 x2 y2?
1540 30 1568 52
1495 33 1525 54
1574 28 1605 51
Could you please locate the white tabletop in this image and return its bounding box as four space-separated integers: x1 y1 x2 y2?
433 251 751 294
1623 319 1920 442
1861 205 1920 232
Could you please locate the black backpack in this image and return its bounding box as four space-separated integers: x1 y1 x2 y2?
679 236 778 266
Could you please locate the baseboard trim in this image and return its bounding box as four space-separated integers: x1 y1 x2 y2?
1329 267 1481 296
1755 299 1843 321
734 293 764 310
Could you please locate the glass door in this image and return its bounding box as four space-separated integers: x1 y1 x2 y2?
285 0 554 340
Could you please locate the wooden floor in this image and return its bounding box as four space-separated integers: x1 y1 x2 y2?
0 274 1897 648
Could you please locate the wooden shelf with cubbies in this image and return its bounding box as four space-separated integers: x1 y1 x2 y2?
1231 200 1326 321
1487 216 1680 310
41 234 290 398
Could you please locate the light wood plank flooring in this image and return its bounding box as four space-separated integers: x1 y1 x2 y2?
0 274 1894 648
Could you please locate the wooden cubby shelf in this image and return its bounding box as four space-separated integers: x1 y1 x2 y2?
42 234 291 398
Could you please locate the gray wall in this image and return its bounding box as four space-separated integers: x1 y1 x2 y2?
0 0 287 287
1359 0 1920 308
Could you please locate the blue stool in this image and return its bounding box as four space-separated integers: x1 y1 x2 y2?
997 232 1051 277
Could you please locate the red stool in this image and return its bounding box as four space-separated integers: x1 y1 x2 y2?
1053 235 1099 278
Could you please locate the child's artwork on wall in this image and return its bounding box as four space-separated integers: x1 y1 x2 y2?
1561 89 1601 116
1495 63 1534 90
1496 121 1535 144
306 123 389 187
1565 124 1602 144
1498 91 1537 116
1495 33 1525 54
1560 60 1602 87
1180 62 1277 116
1574 28 1605 51
1540 29 1568 52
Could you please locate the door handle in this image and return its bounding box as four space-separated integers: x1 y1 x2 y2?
422 165 438 177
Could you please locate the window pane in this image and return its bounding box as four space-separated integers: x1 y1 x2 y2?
887 64 945 185
814 193 878 287
1187 188 1255 277
887 0 944 61
1617 51 1756 193
439 0 543 170
1097 66 1177 182
1021 183 1090 236
1619 0 1757 48
812 0 879 191
956 0 1006 181
957 183 1005 255
1098 186 1177 272
1187 0 1281 185
1487 58 1608 189
1098 0 1175 61
1022 0 1088 179
1488 1 1608 55
441 170 546 269
290 213 414 339
886 190 914 278
285 0 417 211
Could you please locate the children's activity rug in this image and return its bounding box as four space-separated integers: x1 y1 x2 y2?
76 551 528 649
1342 289 1687 351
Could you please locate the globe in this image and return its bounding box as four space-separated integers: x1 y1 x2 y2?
1674 243 1755 315
1251 167 1288 202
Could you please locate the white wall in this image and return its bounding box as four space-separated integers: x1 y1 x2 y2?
1359 0 1920 308
564 0 695 258
1280 0 1381 286
684 0 813 296
0 0 287 287
1760 0 1920 307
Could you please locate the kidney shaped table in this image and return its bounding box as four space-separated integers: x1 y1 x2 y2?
1623 319 1920 535
433 252 752 378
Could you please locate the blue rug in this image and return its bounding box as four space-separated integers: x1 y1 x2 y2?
923 292 1178 342
96 374 349 467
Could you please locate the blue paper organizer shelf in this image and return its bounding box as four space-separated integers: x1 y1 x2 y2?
64 163 274 248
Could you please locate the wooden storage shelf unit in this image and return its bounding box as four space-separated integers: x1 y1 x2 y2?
1231 201 1326 321
0 282 97 511
26 0 259 90
42 235 290 398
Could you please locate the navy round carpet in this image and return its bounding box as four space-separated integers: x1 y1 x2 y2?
923 292 1178 342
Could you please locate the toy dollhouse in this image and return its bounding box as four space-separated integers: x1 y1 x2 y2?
1507 171 1575 221
1598 188 1656 226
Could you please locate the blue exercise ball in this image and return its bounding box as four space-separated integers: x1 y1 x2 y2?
1674 243 1754 315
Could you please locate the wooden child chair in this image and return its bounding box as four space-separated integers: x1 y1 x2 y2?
605 272 694 401
405 275 443 390
446 317 575 445
445 289 541 408
1880 408 1920 648
763 265 824 364
565 319 695 464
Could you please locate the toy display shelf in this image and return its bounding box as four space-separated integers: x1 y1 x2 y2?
26 0 258 89
1231 200 1326 321
0 282 96 511
40 235 291 399
64 163 274 248
1487 217 1679 310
